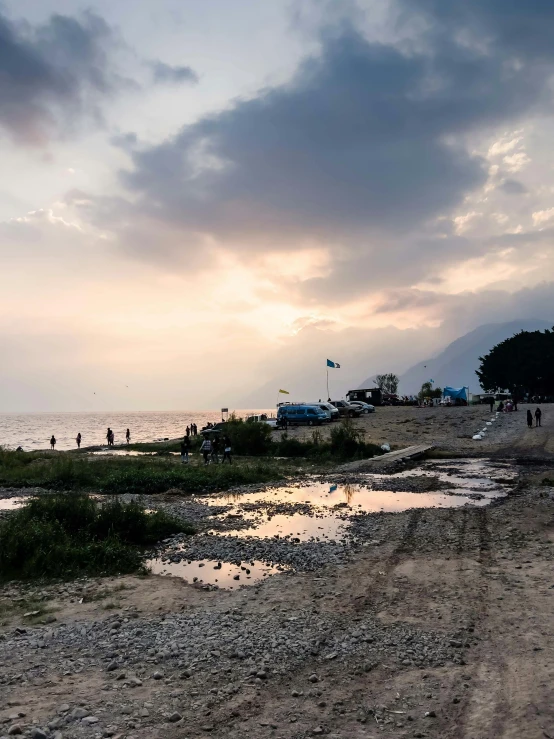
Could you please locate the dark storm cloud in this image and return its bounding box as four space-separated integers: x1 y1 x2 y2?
498 179 528 195
120 26 490 240
79 0 554 300
0 9 125 143
403 0 554 62
149 60 198 85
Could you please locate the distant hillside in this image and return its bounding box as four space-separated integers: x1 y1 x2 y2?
394 319 552 395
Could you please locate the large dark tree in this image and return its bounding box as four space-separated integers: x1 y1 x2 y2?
376 373 399 394
476 328 554 398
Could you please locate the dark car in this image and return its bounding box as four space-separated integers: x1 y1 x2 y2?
329 400 362 418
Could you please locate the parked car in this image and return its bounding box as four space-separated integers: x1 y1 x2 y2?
329 400 362 418
349 401 375 414
304 402 339 421
276 405 328 427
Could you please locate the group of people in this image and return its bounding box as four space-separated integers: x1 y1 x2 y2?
527 407 542 428
199 435 232 465
185 424 199 436
105 428 131 447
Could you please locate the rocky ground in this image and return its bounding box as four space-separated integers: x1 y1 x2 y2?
1 407 554 739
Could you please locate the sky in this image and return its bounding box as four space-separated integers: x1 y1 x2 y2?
1 0 554 411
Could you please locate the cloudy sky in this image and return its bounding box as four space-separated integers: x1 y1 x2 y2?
1 0 554 411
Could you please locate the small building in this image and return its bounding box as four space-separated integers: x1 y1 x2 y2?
346 387 383 405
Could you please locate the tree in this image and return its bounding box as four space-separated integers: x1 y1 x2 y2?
418 381 442 401
476 328 554 399
376 373 399 394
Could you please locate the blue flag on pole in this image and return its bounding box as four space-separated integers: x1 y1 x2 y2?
327 359 341 368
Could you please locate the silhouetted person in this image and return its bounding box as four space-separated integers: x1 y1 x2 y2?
200 436 212 465
50 435 56 450
489 397 494 412
498 401 504 413
211 436 219 464
186 425 190 437
180 436 190 464
106 428 112 446
535 407 542 427
126 428 131 444
527 410 533 428
76 433 82 449
222 436 232 464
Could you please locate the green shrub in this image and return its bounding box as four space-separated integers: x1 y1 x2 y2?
273 420 383 461
221 416 273 456
0 494 192 581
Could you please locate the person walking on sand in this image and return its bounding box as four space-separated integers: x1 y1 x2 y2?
180 435 190 464
200 436 212 465
222 436 232 464
535 407 542 427
76 433 82 449
50 435 56 450
126 428 131 444
527 410 533 428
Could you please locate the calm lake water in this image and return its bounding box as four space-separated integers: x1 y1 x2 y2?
0 410 273 451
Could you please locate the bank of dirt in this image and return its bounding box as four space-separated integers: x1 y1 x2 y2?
1 407 553 739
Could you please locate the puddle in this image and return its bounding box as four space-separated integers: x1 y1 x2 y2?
147 557 283 588
0 497 25 510
91 450 180 457
200 458 512 541
212 512 347 542
149 458 516 587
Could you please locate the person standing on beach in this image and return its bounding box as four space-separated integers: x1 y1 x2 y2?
126 428 131 444
535 407 542 427
180 436 190 464
76 433 82 449
222 436 232 464
489 397 494 413
527 410 533 428
106 428 112 446
50 435 56 450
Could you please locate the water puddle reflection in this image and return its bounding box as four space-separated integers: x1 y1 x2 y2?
148 557 283 588
0 497 25 511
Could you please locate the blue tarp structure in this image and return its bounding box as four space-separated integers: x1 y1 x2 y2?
443 386 468 400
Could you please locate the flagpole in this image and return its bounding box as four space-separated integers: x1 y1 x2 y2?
326 368 330 401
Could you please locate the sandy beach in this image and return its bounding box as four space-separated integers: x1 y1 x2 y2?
0 406 553 739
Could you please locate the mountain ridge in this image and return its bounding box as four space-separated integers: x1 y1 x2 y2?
388 319 552 395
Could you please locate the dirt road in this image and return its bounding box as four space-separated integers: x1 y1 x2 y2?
1 409 553 739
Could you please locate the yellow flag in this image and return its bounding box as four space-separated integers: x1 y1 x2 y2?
279 389 290 394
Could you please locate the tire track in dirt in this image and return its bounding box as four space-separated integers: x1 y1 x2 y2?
449 506 513 739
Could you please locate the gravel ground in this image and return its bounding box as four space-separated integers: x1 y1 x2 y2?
1 409 554 739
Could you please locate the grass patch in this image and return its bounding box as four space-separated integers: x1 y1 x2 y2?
274 420 384 462
0 494 193 581
0 448 287 495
